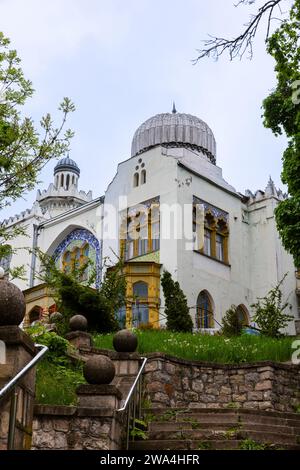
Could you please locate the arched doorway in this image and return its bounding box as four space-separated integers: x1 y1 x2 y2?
196 291 214 329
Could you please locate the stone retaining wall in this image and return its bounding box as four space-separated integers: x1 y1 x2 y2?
32 405 125 450
143 354 300 412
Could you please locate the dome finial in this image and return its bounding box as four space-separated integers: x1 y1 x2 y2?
172 101 177 114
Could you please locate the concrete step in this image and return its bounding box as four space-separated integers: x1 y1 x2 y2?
240 414 300 430
130 439 300 451
148 420 299 436
146 408 300 428
146 428 299 445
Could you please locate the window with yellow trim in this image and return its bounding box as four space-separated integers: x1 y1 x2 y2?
121 198 160 261
62 243 90 280
193 197 229 264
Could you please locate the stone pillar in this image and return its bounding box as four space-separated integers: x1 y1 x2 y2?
75 354 124 449
0 270 37 450
65 314 92 349
65 331 92 349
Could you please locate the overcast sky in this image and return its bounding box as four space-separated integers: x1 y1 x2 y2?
1 0 291 219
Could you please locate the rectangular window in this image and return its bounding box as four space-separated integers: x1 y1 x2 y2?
125 240 134 260
204 229 212 256
151 221 160 251
193 197 229 264
122 197 160 261
216 234 224 261
138 239 148 256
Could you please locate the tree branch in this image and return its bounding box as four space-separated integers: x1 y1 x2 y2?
193 0 285 62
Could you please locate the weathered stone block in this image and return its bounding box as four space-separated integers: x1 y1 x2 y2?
255 380 272 391
247 391 263 401
192 381 204 393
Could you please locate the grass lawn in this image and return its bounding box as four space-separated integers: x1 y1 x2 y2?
93 330 297 364
35 358 86 406
35 330 297 406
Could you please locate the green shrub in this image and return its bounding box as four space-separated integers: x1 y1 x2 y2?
36 358 85 405
251 275 294 338
221 305 243 337
27 324 86 405
239 439 266 450
36 250 124 334
161 271 193 333
27 324 69 356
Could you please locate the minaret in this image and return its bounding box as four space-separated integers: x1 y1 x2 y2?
36 156 92 217
53 156 80 189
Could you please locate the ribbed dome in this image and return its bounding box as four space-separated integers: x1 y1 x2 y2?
54 157 80 176
131 112 216 163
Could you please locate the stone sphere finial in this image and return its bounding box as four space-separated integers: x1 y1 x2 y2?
0 278 26 326
49 312 63 324
113 329 138 353
0 267 5 279
69 314 88 331
83 355 115 384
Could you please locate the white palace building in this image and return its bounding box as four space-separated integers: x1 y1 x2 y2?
1 108 300 334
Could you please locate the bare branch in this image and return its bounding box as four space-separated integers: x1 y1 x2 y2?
193 0 285 62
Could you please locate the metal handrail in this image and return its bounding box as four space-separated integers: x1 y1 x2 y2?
117 356 147 450
0 343 48 449
0 344 48 400
117 356 147 412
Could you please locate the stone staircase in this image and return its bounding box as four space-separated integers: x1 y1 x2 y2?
130 408 300 450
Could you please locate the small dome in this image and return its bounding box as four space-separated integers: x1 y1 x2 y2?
131 111 216 164
54 157 80 176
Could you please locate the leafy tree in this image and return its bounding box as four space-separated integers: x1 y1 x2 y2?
251 275 293 337
195 0 300 268
0 32 75 266
161 270 193 333
221 305 243 337
37 250 122 334
263 1 300 267
101 256 127 320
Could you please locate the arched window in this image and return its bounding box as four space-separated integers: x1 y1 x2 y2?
72 175 75 185
56 175 59 187
66 174 70 190
133 281 148 299
62 243 90 279
133 173 139 187
29 306 42 325
60 174 64 188
196 291 214 329
141 169 146 184
132 281 149 326
237 305 249 326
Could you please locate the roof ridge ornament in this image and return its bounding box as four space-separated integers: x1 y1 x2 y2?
172 102 177 114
